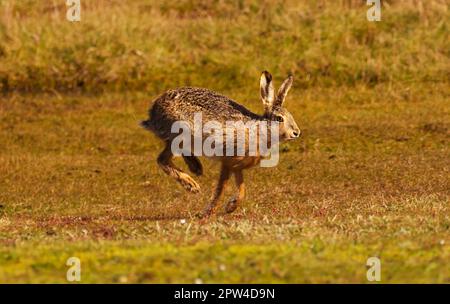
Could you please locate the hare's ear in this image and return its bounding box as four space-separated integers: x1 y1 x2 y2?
260 71 275 114
274 75 293 108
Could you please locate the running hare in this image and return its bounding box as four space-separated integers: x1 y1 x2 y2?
141 71 300 217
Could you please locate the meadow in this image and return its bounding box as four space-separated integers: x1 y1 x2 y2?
0 0 449 283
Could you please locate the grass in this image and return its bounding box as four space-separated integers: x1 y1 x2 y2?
0 0 449 283
1 240 448 283
0 0 448 93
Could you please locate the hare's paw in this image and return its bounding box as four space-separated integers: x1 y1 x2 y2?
225 198 238 214
179 173 200 193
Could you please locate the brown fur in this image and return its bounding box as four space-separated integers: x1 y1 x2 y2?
142 71 300 217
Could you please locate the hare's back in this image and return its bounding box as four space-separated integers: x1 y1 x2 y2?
153 87 259 123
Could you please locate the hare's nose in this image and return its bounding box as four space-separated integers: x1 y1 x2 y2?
292 130 300 137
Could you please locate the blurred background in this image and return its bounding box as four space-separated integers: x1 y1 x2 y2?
0 0 448 93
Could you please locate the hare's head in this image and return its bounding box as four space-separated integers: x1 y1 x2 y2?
260 71 300 141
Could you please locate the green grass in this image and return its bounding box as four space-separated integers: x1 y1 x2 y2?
1 239 448 283
0 0 448 93
0 0 449 283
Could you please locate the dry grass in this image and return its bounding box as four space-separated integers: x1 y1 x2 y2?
0 0 449 283
1 83 449 282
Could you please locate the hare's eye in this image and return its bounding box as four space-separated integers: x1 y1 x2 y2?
274 116 284 122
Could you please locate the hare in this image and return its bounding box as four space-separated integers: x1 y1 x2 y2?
141 71 300 217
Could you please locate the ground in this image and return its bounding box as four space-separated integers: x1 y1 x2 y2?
0 1 449 283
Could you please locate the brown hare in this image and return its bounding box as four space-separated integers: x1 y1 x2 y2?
141 71 300 217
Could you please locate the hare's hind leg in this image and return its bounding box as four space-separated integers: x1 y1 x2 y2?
183 155 203 176
201 164 230 217
225 170 245 214
157 143 200 193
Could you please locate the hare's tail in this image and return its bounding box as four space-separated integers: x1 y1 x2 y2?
140 119 154 131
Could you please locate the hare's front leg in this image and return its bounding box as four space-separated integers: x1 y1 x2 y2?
225 170 244 214
201 165 230 217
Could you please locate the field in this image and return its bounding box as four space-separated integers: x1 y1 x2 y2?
0 0 449 283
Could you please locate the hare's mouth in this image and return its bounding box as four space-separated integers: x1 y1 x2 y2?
282 136 297 142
